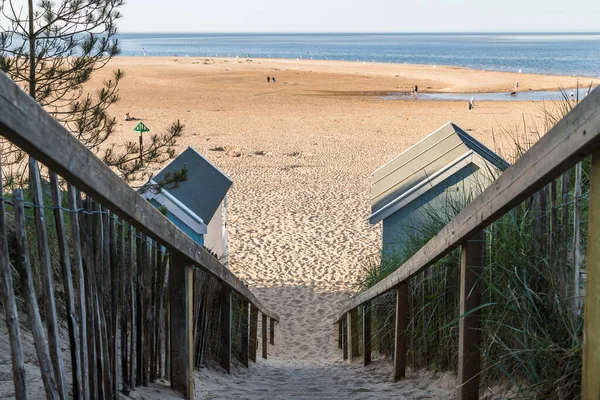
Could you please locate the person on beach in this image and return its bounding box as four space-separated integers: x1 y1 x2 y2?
411 87 415 97
125 112 131 121
272 76 276 83
267 76 271 84
515 81 519 90
415 84 419 93
470 96 475 108
468 102 472 111
570 90 575 101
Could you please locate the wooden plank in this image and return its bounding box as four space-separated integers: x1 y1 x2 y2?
393 283 408 382
13 189 60 399
109 214 119 397
50 172 83 400
270 318 275 346
342 314 348 360
135 231 144 387
220 286 232 374
363 302 371 366
129 227 136 390
349 308 359 361
0 73 279 322
338 320 343 350
169 251 194 399
262 313 268 360
583 151 600 400
573 162 582 317
240 300 249 367
68 186 90 400
28 159 68 399
0 156 28 399
156 246 166 379
249 305 258 362
119 220 130 395
336 88 600 321
457 231 485 400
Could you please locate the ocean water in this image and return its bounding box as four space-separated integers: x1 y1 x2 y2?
116 33 600 77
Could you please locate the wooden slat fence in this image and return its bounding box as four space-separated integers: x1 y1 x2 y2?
0 72 279 399
335 88 600 400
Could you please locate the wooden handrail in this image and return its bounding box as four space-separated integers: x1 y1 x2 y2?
0 72 279 323
337 87 600 322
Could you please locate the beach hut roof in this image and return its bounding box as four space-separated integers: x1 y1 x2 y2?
143 146 233 225
369 122 509 224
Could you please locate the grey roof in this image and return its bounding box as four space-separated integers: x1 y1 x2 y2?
152 146 233 224
369 122 509 224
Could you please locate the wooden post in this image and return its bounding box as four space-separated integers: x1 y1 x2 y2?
342 314 348 360
109 215 119 397
457 230 485 400
50 173 83 400
0 159 27 399
28 159 68 399
338 320 343 350
393 283 408 382
262 314 268 359
249 305 258 362
583 151 600 400
363 302 372 366
349 308 359 361
240 300 249 367
14 189 60 399
169 251 194 399
573 162 582 318
270 318 275 346
220 286 232 374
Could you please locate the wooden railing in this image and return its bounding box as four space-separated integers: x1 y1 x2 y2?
0 72 278 399
335 88 600 400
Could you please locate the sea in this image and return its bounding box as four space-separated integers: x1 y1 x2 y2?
116 32 600 78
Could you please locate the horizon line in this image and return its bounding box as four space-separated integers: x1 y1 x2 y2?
116 30 600 35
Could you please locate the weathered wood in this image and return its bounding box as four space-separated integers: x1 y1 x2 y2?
120 221 130 395
393 283 408 382
342 313 348 360
79 196 98 399
349 308 359 361
13 189 60 399
0 72 280 322
336 88 600 320
220 286 232 373
149 241 157 382
109 214 119 397
338 320 343 350
262 313 268 360
363 302 371 366
50 172 83 400
240 299 250 367
457 231 485 400
28 159 68 399
560 172 570 299
165 276 171 381
0 158 27 399
162 252 171 379
583 151 600 400
129 227 136 389
68 186 90 400
270 318 275 346
169 251 194 399
156 246 165 379
249 305 259 362
135 231 144 387
573 162 582 317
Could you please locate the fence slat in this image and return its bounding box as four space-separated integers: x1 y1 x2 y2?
0 156 28 399
135 231 144 387
342 314 348 360
583 151 600 400
109 215 119 397
241 300 250 367
262 313 268 360
349 308 359 361
363 302 371 366
249 305 258 362
270 318 275 346
220 286 232 373
50 172 83 400
393 283 408 382
129 227 136 389
120 221 130 395
13 189 60 399
169 251 194 399
457 231 485 400
28 159 68 399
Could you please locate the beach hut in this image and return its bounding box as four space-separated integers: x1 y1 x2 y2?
369 122 509 260
141 146 233 266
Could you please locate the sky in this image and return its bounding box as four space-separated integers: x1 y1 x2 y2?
118 0 600 33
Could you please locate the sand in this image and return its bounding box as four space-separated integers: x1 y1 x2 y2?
1 57 586 398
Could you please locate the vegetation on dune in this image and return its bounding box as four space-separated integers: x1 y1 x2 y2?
356 94 589 399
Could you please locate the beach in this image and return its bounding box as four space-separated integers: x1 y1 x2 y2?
0 56 590 398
